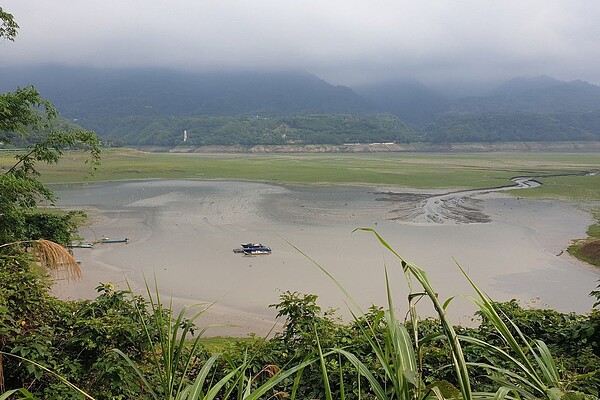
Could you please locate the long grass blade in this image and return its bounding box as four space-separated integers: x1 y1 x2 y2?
330 348 388 400
178 353 220 399
242 357 318 400
0 388 36 400
113 348 158 399
357 228 473 400
315 330 334 400
0 352 96 400
202 364 244 400
458 257 551 395
532 340 560 387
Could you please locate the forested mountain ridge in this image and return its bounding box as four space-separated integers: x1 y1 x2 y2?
0 66 373 118
423 76 600 142
446 76 600 113
91 114 419 146
1 66 600 146
353 79 447 124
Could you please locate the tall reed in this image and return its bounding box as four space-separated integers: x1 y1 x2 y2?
457 263 567 400
114 278 317 399
308 229 577 400
290 228 472 400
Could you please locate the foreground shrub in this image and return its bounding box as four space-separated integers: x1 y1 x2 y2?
0 257 159 398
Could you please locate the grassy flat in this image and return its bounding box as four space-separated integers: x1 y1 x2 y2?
2 148 599 201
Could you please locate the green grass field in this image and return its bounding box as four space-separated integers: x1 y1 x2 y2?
2 148 599 201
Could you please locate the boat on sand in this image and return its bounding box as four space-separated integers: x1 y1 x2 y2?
69 243 94 248
233 243 272 255
99 237 129 244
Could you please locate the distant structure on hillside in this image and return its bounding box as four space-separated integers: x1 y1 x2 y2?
183 130 188 142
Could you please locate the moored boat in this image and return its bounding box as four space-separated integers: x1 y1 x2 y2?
69 243 94 248
233 243 272 255
99 237 129 244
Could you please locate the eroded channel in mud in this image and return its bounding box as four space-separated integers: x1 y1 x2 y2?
377 172 596 224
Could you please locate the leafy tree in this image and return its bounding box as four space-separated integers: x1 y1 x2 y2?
0 9 100 246
0 8 103 396
0 6 18 41
592 281 600 309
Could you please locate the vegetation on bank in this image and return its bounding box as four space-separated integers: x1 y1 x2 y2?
568 212 600 267
1 148 599 199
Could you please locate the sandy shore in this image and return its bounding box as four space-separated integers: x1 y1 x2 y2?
52 180 599 336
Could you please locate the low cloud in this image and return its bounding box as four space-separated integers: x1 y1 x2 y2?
2 0 600 86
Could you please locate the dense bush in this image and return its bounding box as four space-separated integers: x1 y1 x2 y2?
0 259 162 398
203 292 600 399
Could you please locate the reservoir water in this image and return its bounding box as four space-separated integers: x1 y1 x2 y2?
53 180 599 334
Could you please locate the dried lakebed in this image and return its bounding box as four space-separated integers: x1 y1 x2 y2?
53 179 599 335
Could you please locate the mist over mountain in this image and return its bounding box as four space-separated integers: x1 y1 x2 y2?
353 79 447 125
447 76 600 114
0 66 372 118
1 66 600 145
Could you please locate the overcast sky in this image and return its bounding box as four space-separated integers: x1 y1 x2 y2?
2 1 600 87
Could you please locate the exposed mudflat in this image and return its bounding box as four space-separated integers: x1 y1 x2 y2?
376 177 542 224
52 180 599 336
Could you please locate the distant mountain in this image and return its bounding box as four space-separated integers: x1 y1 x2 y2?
421 76 600 143
353 79 447 125
2 67 599 145
493 75 564 94
447 76 600 113
0 66 373 119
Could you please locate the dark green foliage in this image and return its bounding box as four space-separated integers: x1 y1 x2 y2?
210 295 600 400
1 267 598 398
0 265 158 398
0 6 19 41
22 211 83 246
0 86 55 135
0 173 47 244
79 113 420 146
592 281 600 309
423 301 600 397
84 109 600 146
0 83 100 247
0 174 87 246
213 292 373 399
426 112 600 143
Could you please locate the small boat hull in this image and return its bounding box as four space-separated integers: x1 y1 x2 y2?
69 243 94 248
99 238 129 244
243 250 271 256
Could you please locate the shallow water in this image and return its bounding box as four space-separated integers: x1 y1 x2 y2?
53 180 599 329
